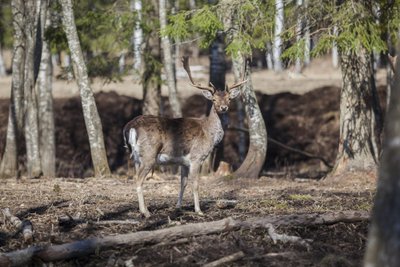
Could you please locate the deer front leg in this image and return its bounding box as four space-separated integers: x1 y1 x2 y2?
190 164 203 215
136 164 152 218
176 166 189 209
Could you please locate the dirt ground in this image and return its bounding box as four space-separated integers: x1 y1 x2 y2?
0 172 375 266
0 56 386 266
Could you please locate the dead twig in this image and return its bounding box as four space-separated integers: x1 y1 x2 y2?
265 223 311 248
202 251 245 267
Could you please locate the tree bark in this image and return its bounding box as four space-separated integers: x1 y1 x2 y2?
330 48 381 176
60 0 111 177
141 1 162 116
0 44 6 77
0 0 26 179
23 0 42 178
131 0 143 72
37 0 55 177
273 0 284 72
159 0 182 118
0 211 368 266
233 57 267 178
364 51 400 267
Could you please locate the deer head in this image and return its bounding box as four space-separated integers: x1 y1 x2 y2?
182 56 246 113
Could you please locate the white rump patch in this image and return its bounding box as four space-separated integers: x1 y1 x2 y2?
129 128 140 163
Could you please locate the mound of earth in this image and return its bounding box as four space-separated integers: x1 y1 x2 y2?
0 85 386 178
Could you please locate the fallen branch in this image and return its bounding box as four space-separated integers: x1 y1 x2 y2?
203 251 245 267
0 211 368 266
265 223 311 248
58 215 139 227
2 208 33 243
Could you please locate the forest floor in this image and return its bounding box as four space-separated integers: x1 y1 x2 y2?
0 55 386 266
0 171 375 266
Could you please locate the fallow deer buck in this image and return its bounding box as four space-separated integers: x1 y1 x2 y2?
123 56 247 217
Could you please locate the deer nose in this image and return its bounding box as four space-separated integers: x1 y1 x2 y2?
220 106 228 112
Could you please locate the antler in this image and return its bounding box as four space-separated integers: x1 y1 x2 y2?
227 60 248 91
182 56 214 93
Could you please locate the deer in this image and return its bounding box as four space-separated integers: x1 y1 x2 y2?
123 56 247 217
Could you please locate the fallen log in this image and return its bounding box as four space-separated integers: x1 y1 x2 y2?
2 208 34 243
0 211 369 266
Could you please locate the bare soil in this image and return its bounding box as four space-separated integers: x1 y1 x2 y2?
0 56 385 266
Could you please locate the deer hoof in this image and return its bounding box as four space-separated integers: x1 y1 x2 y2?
141 210 151 218
196 210 204 216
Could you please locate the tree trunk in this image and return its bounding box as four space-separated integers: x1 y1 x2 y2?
233 57 267 178
364 51 400 267
330 48 381 176
37 0 55 177
273 0 283 72
23 0 42 178
131 0 143 72
60 0 111 177
159 0 182 118
0 0 26 179
0 44 6 77
295 0 303 73
332 25 339 68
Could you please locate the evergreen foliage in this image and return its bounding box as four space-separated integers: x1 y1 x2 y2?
0 0 13 49
165 0 400 62
46 0 136 82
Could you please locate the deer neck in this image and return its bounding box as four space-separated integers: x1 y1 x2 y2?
204 104 224 146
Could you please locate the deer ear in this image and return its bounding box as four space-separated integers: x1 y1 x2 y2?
229 87 241 99
202 90 213 100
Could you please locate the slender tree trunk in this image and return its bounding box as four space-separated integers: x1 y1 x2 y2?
364 51 400 267
37 0 55 177
330 48 381 176
295 0 303 73
233 57 267 179
60 0 111 177
273 0 283 72
24 0 42 178
131 0 143 72
159 0 182 118
0 0 26 178
332 25 339 68
0 44 6 77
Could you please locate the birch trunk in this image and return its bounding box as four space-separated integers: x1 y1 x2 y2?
273 0 283 72
24 0 42 178
330 49 381 176
60 0 111 177
37 0 55 177
131 0 143 72
159 0 182 118
364 51 400 267
332 25 339 68
295 0 303 73
233 57 267 178
0 0 26 178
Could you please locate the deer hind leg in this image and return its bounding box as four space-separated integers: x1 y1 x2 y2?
176 166 189 209
135 163 153 218
189 163 203 215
